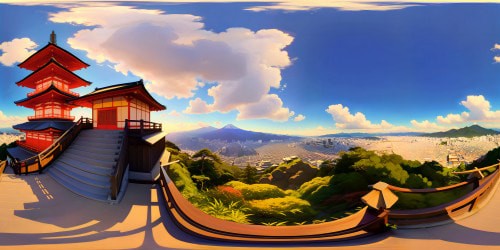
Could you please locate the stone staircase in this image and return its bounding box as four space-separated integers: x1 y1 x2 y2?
48 129 124 202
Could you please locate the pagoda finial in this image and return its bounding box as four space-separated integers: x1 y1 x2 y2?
50 31 57 45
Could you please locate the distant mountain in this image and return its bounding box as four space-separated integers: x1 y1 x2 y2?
0 128 20 134
166 124 299 151
199 124 298 142
319 132 424 138
167 126 217 140
425 125 499 138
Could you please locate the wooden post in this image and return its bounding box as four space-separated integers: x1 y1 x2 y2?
37 155 43 173
362 182 399 210
140 119 144 135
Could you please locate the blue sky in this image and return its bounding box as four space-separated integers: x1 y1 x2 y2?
1 1 500 135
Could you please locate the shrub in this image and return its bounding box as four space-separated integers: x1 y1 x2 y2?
201 199 251 224
204 185 244 204
226 181 286 200
167 162 199 199
298 176 332 199
248 196 315 224
329 172 368 194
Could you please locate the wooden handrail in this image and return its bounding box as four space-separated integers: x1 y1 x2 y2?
158 165 388 242
11 117 92 175
387 180 474 193
126 119 162 133
388 165 500 227
0 160 6 177
110 119 129 200
453 163 500 175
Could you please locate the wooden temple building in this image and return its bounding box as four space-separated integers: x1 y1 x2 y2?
7 32 168 202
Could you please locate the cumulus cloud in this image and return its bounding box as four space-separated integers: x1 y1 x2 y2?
236 94 294 121
0 110 26 128
492 43 500 51
294 114 306 122
410 120 443 130
325 104 393 129
168 110 181 117
437 95 500 124
494 56 500 63
246 0 416 12
0 38 37 66
183 98 213 114
50 5 294 122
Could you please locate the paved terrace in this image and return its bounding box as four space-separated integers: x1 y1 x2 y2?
0 166 499 250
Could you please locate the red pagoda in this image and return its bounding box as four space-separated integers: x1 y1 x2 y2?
12 31 91 153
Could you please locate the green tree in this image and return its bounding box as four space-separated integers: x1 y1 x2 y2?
192 148 222 174
240 164 259 184
192 175 210 190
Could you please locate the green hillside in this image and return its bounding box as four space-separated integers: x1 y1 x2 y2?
425 125 499 138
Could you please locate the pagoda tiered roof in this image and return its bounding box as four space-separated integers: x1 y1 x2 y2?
13 120 74 132
16 58 91 89
15 84 78 108
72 80 166 111
18 42 89 71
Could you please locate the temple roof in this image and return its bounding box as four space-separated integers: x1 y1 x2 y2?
6 146 36 161
18 43 89 71
15 84 78 108
13 120 74 132
16 58 91 89
72 80 166 111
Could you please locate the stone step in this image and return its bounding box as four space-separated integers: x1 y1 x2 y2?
80 130 123 137
59 152 115 169
52 161 111 187
74 135 123 143
70 144 119 156
66 148 118 162
48 168 109 202
72 139 122 149
57 156 114 176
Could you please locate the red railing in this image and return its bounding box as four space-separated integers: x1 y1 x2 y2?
11 117 92 175
28 115 75 121
27 82 80 97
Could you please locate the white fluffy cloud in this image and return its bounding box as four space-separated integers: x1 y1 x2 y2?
437 95 500 124
325 104 393 129
9 1 500 12
410 120 443 130
0 110 26 128
0 38 37 66
183 98 213 114
236 94 294 121
50 5 294 122
294 114 306 122
492 43 500 51
494 56 500 63
168 110 181 117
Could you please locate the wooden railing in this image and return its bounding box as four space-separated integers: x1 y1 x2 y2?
0 160 6 179
158 165 388 243
110 119 129 200
11 117 92 175
28 114 75 121
387 163 500 227
126 119 161 136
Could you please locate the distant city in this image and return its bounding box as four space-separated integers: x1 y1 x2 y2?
165 124 500 169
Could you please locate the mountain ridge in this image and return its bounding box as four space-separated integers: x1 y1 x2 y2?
424 125 499 138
